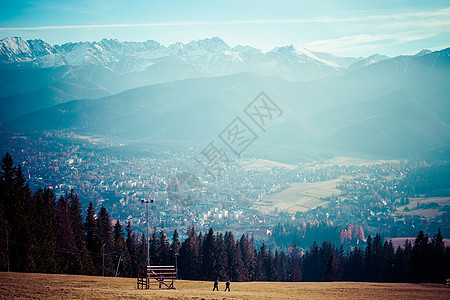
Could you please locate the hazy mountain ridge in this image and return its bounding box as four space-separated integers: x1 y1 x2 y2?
0 36 378 82
0 80 112 123
0 36 349 70
0 36 378 122
348 54 390 71
1 36 449 158
4 46 450 158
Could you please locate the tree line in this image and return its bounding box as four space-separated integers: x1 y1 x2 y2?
400 164 450 197
1 152 449 282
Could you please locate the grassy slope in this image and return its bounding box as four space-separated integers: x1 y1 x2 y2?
1 272 449 300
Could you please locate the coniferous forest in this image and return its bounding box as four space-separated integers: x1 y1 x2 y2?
1 153 449 283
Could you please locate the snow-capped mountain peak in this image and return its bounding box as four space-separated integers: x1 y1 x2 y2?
230 45 262 55
0 37 56 64
414 49 432 57
195 37 230 51
348 53 390 70
269 44 338 67
0 36 392 81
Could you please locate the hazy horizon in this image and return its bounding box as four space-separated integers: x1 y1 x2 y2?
1 1 449 57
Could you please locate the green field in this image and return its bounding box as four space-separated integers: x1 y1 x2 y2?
1 272 449 299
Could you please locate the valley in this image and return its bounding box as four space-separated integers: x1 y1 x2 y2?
1 0 450 293
0 35 449 276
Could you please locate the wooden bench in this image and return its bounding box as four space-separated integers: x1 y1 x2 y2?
137 265 176 289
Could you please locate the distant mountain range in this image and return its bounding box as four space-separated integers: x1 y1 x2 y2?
0 36 449 159
0 36 368 73
0 37 376 122
0 36 381 92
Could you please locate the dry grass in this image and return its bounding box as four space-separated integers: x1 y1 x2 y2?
316 156 401 167
395 197 450 219
255 179 341 213
240 159 297 171
1 272 449 300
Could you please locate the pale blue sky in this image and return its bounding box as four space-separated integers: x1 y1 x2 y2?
1 0 449 57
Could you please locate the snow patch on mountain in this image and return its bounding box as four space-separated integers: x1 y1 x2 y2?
414 49 432 57
0 36 408 82
0 37 345 71
268 45 339 67
348 54 390 71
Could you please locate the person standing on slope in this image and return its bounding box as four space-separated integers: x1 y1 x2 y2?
213 279 219 291
225 279 230 292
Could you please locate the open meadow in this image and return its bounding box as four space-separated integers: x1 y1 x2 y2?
1 272 449 300
315 156 401 167
255 178 342 214
395 197 450 219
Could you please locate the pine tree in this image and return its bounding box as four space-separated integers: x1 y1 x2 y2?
256 242 268 281
0 157 33 272
430 229 446 283
201 227 217 280
15 165 33 271
239 234 256 281
323 252 336 281
136 233 148 268
69 190 93 275
55 195 78 274
224 232 234 278
291 242 302 282
0 153 14 221
97 207 114 276
302 241 319 281
393 245 407 282
125 221 138 277
272 250 281 282
335 244 345 280
157 229 170 266
344 246 364 281
231 240 245 281
29 188 58 273
170 229 181 267
403 239 412 281
266 248 276 281
278 250 289 282
113 220 130 277
84 202 98 275
381 240 395 282
224 231 244 281
372 234 383 281
410 231 430 282
0 153 16 222
0 153 14 271
364 235 373 281
444 245 450 284
179 226 201 280
149 228 158 265
215 232 228 280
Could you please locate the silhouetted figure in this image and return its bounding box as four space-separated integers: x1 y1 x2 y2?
225 279 230 292
213 279 219 291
